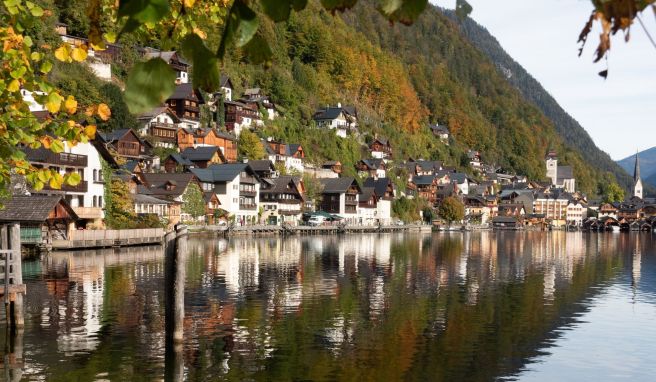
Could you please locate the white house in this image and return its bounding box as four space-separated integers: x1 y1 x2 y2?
191 163 261 225
566 200 587 226
24 139 111 226
264 139 305 174
312 104 357 138
318 177 361 224
259 176 306 226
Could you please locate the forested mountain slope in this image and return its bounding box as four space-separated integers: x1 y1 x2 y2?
52 0 619 195
618 147 656 187
443 9 637 191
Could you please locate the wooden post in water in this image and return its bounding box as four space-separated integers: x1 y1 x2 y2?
8 224 23 328
165 225 187 343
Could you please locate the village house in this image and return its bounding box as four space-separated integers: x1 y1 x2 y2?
143 49 190 84
429 124 450 143
363 177 394 224
450 173 470 195
312 104 358 138
617 198 645 222
533 190 570 227
137 106 180 149
224 100 263 136
464 195 491 224
220 75 234 101
404 160 443 179
598 203 619 219
138 173 199 225
23 138 115 227
191 163 261 225
259 176 306 226
0 195 79 244
566 198 587 226
133 193 176 224
499 189 535 214
467 150 482 168
101 129 157 170
163 154 194 173
355 159 386 180
545 150 576 193
176 127 238 162
166 83 205 130
357 187 380 226
369 137 393 160
204 192 224 225
178 146 226 168
318 177 361 224
265 139 305 173
411 175 439 205
497 203 526 217
241 88 278 120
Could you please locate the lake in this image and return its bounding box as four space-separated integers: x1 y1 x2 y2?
1 231 655 381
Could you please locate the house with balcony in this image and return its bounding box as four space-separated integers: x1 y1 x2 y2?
260 176 306 226
264 139 304 173
137 106 180 149
533 190 570 227
220 75 234 101
410 175 439 205
467 150 482 168
23 139 114 227
177 127 238 162
166 83 205 130
191 163 261 225
355 159 386 180
101 129 156 170
357 187 379 226
241 88 279 120
312 104 358 138
248 160 277 179
224 100 263 136
133 193 176 224
369 137 392 160
138 173 199 225
318 177 361 224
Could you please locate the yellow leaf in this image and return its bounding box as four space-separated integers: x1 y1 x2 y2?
7 79 20 92
49 172 63 189
85 105 97 117
84 124 97 139
71 46 88 62
54 44 71 62
184 0 196 7
105 32 117 44
97 103 111 121
45 93 63 113
64 96 77 114
40 136 52 149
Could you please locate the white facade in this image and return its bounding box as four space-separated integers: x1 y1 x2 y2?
139 112 179 149
566 201 587 226
20 89 46 111
546 157 558 185
269 154 304 174
203 175 260 225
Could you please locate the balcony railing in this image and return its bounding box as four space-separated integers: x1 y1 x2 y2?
43 180 88 193
31 151 88 167
240 175 256 184
239 204 257 210
240 189 257 197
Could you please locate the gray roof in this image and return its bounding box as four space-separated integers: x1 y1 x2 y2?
101 128 132 143
220 75 232 89
358 158 384 170
137 106 180 122
191 163 254 183
363 177 393 197
181 146 221 161
319 177 359 193
244 87 261 96
413 175 436 186
359 187 376 202
134 193 173 205
248 160 275 172
450 173 468 184
167 153 194 166
429 124 449 134
557 166 574 180
168 83 204 103
140 173 197 197
0 195 77 223
313 106 355 121
260 176 304 199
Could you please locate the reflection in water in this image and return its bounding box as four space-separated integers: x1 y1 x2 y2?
0 232 654 381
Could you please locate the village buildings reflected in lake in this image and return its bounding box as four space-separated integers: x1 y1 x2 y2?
2 232 656 381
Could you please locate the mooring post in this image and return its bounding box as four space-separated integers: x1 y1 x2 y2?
9 224 23 328
165 225 187 343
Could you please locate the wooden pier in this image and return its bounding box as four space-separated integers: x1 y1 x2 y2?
51 228 165 250
190 224 432 236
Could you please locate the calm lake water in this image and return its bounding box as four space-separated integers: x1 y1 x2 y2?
1 231 655 381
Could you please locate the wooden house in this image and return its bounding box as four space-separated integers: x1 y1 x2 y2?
0 196 78 244
177 128 237 162
166 83 205 129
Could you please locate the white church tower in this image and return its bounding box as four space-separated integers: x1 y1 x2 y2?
545 150 558 186
632 151 643 199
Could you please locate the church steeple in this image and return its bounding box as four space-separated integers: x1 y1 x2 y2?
632 150 643 199
634 150 641 182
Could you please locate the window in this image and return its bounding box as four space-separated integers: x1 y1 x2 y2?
93 169 97 182
93 196 97 207
99 196 102 208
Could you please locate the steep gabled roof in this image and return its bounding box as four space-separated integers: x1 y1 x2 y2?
429 124 449 134
140 173 197 197
166 153 194 167
412 175 437 186
181 146 223 162
557 166 574 180
168 83 205 104
137 106 181 122
248 160 275 172
220 75 233 89
363 177 393 197
319 177 359 193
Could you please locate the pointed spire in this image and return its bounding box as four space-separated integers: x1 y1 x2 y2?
634 149 641 182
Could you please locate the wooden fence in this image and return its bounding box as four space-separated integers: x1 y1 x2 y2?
52 228 165 249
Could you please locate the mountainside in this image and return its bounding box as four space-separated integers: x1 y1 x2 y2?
51 0 616 195
618 147 656 187
443 9 637 191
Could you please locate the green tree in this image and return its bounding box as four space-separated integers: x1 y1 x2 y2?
598 173 625 203
422 207 434 224
182 183 206 220
105 178 136 229
302 174 323 210
438 196 465 224
238 129 267 160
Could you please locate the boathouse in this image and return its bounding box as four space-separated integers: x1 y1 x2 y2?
0 195 78 245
